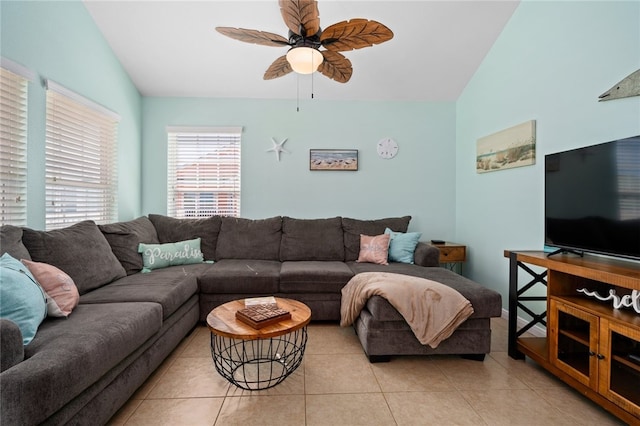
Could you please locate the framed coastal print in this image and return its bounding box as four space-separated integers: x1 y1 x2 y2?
476 120 536 173
310 149 358 171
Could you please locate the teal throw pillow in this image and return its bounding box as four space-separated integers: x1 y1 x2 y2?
384 228 422 264
0 253 47 345
138 238 205 273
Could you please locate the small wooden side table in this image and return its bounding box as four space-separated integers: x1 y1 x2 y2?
206 298 311 390
430 242 466 273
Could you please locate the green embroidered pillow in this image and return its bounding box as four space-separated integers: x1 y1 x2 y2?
138 238 204 273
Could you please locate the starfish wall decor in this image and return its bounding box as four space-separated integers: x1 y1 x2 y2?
267 137 290 162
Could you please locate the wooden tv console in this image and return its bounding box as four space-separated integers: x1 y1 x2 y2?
505 250 640 425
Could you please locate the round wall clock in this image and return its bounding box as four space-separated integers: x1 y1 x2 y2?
377 138 398 159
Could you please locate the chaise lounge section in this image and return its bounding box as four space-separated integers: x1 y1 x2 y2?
0 214 501 425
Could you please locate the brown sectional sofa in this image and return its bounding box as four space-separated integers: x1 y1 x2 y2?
0 214 501 425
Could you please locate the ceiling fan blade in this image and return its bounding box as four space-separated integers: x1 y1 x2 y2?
320 19 393 51
279 0 320 37
264 55 293 80
216 27 289 47
317 51 353 83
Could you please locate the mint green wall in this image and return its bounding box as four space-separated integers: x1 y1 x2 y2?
142 98 457 237
456 1 640 306
6 0 637 299
0 1 142 229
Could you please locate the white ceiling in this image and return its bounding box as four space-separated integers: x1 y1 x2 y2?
83 0 519 101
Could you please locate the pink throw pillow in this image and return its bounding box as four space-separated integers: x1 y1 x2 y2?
357 234 391 265
21 259 80 317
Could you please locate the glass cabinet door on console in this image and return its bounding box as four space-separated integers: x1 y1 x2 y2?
599 320 640 418
507 250 640 424
549 298 599 388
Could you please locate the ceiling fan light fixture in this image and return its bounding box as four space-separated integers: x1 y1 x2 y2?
286 46 323 74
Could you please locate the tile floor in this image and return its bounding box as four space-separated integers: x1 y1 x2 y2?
108 317 625 425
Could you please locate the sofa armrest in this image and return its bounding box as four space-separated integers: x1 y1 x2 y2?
413 242 440 267
0 319 24 372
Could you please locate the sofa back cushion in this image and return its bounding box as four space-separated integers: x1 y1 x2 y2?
342 216 411 261
21 221 126 295
149 214 221 261
216 216 282 260
0 225 31 261
280 217 344 261
99 216 159 275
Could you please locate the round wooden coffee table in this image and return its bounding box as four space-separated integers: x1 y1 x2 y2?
206 298 311 390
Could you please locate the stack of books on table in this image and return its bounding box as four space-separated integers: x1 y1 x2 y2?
236 297 291 329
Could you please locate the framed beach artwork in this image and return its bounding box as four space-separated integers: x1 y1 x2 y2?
310 149 358 171
476 120 536 173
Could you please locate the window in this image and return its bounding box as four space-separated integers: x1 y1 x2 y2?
167 127 241 218
0 59 32 226
617 137 640 220
45 80 120 230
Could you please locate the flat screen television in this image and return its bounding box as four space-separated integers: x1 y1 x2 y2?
545 135 640 260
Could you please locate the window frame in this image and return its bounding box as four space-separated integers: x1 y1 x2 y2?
44 80 120 230
167 127 242 218
0 58 34 226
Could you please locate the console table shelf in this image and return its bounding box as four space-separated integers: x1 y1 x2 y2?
505 250 640 425
517 337 548 365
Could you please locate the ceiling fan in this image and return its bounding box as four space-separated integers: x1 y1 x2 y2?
215 0 393 83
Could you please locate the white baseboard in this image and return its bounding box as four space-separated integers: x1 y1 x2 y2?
501 308 546 337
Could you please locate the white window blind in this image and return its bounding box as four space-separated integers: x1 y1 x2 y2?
0 66 29 226
167 127 241 218
45 80 120 230
617 137 640 220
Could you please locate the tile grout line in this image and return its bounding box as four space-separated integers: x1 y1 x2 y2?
112 320 626 425
367 356 398 425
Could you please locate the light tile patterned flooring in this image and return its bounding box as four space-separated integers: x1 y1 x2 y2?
108 317 625 425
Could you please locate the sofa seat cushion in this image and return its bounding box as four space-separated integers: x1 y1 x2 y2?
78 267 198 319
279 261 354 293
197 259 280 294
347 262 501 319
0 302 162 426
418 268 502 318
280 217 344 261
347 261 433 276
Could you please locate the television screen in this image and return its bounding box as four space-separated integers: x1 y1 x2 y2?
545 135 640 260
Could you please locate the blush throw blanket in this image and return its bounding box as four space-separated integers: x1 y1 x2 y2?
340 272 474 348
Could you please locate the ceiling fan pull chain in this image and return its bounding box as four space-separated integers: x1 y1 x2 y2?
296 73 300 112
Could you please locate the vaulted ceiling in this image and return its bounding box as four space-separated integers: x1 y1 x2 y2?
83 1 519 101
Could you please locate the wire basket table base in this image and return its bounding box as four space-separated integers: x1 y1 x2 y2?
210 327 308 390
